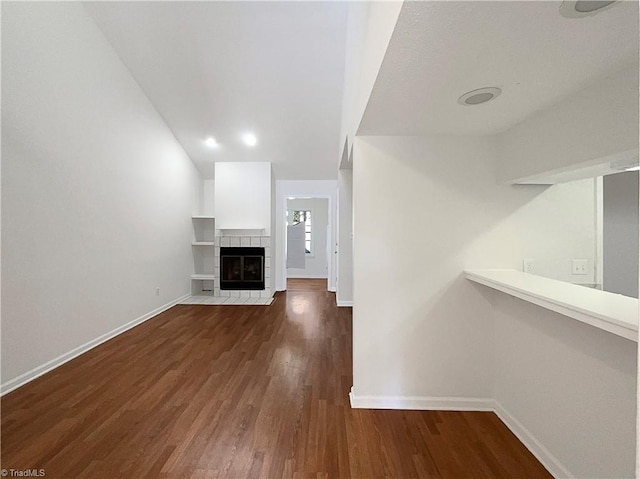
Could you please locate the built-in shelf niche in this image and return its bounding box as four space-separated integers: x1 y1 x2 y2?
191 216 215 296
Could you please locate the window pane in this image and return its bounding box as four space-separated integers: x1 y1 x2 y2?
292 210 312 254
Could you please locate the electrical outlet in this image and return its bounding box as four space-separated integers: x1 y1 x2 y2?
572 259 588 275
156 287 161 296
523 258 535 274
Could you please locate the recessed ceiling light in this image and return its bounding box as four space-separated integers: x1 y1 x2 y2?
457 87 502 106
242 133 257 147
205 137 218 148
560 1 617 18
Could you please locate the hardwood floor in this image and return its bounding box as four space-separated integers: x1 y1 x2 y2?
286 278 327 291
1 289 552 478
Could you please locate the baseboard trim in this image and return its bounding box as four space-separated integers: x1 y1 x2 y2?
494 401 572 479
336 300 353 307
349 389 494 411
348 389 569 478
0 293 191 396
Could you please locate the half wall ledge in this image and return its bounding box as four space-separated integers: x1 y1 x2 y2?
464 269 638 342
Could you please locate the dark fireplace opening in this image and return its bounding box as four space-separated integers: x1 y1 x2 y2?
220 247 265 290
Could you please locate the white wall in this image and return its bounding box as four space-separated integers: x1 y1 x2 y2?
275 180 337 291
214 162 271 234
352 135 636 476
1 3 201 390
514 178 598 286
637 188 640 479
337 169 353 306
497 64 639 184
352 135 501 400
339 2 403 160
286 198 329 279
603 171 639 298
492 292 637 478
202 179 215 216
271 171 277 293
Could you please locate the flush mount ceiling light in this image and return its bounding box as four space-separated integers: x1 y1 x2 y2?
242 133 257 147
457 87 502 106
205 137 219 148
560 1 617 18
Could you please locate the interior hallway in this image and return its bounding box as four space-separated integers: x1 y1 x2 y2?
286 278 327 291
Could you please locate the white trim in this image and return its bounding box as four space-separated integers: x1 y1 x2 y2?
348 388 569 478
494 401 573 479
336 300 353 307
349 389 494 411
275 180 338 293
594 176 604 290
0 293 190 396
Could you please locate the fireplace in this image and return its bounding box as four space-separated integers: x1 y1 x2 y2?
220 247 265 290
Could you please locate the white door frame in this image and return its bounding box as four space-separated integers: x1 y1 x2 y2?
275 180 337 292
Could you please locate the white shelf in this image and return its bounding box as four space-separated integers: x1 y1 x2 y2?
217 228 265 236
191 215 215 294
465 269 638 342
191 274 215 281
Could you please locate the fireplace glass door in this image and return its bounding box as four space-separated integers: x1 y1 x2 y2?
220 247 265 290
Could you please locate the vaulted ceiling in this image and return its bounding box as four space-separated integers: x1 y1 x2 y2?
85 2 348 180
85 1 638 179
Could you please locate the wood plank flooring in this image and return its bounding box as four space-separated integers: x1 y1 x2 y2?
1 282 552 478
286 278 327 291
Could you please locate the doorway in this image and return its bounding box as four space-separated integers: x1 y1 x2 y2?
285 197 330 290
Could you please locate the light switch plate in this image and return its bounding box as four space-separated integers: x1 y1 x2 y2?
572 259 588 275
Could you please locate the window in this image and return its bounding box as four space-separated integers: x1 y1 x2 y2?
291 210 312 254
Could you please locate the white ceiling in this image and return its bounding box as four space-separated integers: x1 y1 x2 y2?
84 1 348 180
359 1 639 136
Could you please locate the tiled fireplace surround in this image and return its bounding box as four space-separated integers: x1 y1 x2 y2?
214 234 272 299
